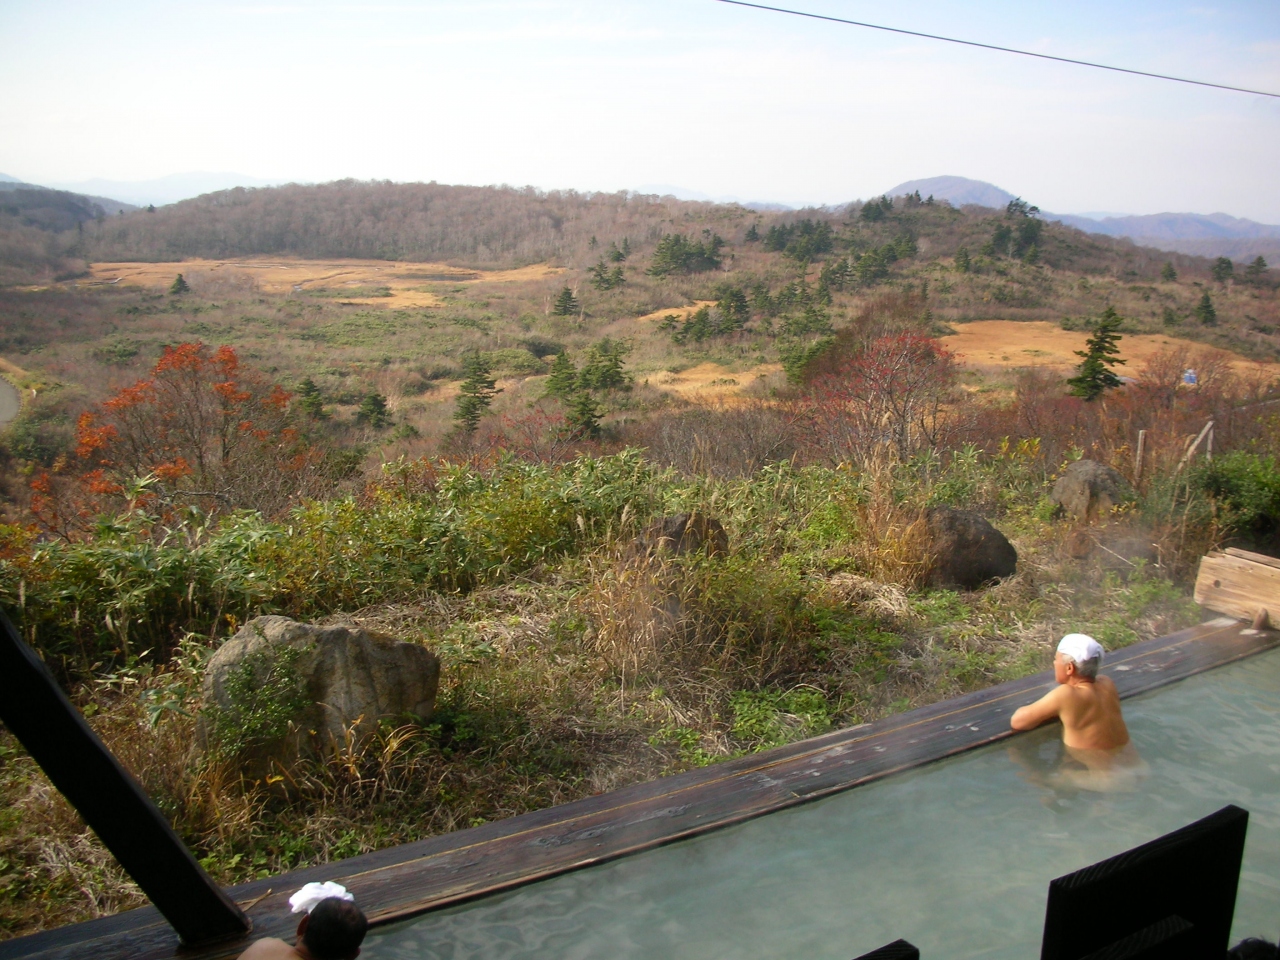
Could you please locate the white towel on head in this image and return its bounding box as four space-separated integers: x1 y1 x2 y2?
1057 633 1104 664
289 881 354 914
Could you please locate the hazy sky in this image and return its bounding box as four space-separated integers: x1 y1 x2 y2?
2 0 1278 218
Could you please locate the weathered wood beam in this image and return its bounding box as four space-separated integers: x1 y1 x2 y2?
0 610 249 947
1195 550 1280 625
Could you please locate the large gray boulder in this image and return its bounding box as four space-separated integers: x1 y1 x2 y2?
1051 460 1131 522
198 616 439 777
923 507 1018 590
632 513 729 559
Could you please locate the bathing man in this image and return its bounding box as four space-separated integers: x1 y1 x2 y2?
237 886 368 960
1010 634 1129 750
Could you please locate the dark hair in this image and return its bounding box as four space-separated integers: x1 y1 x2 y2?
1229 939 1280 960
302 897 368 960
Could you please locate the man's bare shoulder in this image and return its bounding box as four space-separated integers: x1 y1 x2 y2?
237 937 303 960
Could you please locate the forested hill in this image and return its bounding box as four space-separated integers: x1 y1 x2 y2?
67 179 1214 280
79 181 754 267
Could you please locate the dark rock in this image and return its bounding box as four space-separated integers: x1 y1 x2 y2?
198 616 439 776
632 513 728 559
923 507 1018 590
1051 460 1132 522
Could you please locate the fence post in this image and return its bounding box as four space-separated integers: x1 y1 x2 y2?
1176 421 1215 473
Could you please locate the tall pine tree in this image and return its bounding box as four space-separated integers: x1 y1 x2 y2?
1194 291 1217 326
552 286 580 316
566 390 602 439
543 352 578 400
1066 307 1126 401
452 351 500 435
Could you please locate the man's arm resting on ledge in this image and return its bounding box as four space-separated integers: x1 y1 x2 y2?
1010 686 1065 731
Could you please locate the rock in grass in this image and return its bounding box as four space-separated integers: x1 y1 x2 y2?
1051 459 1132 522
632 512 729 559
923 507 1018 590
197 616 439 777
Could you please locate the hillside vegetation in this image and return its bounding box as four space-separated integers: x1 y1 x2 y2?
1 180 1279 938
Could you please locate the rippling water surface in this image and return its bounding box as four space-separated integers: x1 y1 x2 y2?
367 648 1280 960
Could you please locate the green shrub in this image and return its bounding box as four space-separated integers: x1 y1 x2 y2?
1 452 664 674
1187 452 1280 539
730 688 831 749
482 348 546 377
203 644 310 760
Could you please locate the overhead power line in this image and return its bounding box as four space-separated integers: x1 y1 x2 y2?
713 0 1280 99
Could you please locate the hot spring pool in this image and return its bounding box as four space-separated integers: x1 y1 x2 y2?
365 646 1280 960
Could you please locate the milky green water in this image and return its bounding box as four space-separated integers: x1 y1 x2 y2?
366 647 1280 960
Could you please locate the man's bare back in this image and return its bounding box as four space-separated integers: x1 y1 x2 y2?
1010 635 1130 751
237 937 306 960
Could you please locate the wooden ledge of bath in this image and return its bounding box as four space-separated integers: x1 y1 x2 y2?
4 616 1275 960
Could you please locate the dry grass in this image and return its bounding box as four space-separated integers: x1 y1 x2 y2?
0 494 1204 939
942 319 1280 379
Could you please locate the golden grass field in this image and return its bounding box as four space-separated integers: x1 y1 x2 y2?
942 320 1280 379
87 258 565 308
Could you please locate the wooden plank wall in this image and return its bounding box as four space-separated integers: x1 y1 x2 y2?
3 616 1274 960
1195 549 1280 625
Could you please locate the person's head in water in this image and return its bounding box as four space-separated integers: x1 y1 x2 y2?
1055 633 1102 683
300 897 367 960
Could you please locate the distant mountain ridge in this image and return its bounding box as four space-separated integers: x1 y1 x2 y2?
46 172 280 208
0 173 136 216
883 176 1017 210
884 176 1280 262
1052 210 1280 241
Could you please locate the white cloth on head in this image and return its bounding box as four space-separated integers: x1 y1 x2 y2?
289 881 355 914
1057 633 1104 664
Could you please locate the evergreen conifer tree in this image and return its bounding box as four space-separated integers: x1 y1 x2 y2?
356 393 391 429
1211 257 1234 283
169 273 190 295
578 338 630 390
954 247 971 273
589 260 612 291
566 390 602 439
745 222 760 242
1194 291 1217 326
552 286 580 316
1066 307 1126 401
1245 256 1268 282
452 352 500 435
1161 262 1177 282
297 377 328 420
543 352 578 400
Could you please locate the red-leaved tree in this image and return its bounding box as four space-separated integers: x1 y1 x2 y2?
31 343 324 535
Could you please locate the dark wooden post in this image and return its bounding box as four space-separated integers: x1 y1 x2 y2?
0 610 250 944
